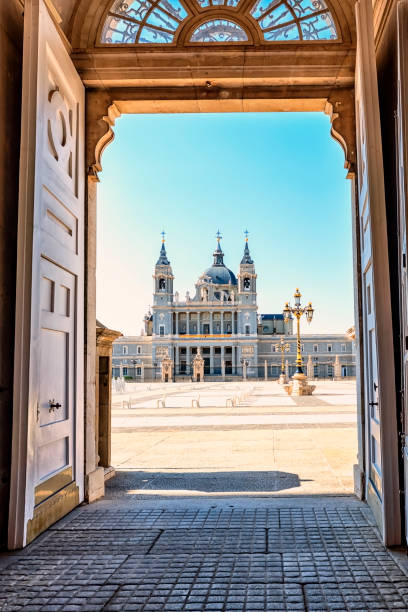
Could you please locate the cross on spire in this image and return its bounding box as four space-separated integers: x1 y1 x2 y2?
244 229 249 242
161 230 166 243
216 230 222 243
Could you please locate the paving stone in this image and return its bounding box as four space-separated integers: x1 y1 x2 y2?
0 503 408 610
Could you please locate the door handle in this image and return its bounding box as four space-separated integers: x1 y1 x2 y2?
48 399 62 412
368 401 378 406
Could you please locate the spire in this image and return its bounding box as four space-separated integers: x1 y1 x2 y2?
156 230 170 265
241 229 253 264
213 230 225 266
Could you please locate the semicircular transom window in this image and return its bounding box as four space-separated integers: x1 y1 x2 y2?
190 19 248 42
101 0 188 44
250 0 337 41
195 0 242 8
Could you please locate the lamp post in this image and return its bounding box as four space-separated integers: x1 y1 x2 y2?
283 288 315 395
283 288 314 374
275 338 290 384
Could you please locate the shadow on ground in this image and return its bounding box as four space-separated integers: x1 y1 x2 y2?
106 470 311 497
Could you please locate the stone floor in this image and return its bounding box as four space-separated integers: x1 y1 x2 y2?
1 381 408 611
1 497 408 611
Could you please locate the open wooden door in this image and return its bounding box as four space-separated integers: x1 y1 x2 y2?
8 0 84 549
397 0 408 547
355 0 401 545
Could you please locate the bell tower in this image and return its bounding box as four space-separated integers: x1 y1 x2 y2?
153 231 174 306
238 230 257 304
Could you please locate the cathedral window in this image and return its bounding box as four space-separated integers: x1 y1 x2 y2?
136 367 142 375
244 277 251 290
123 345 128 354
137 345 142 354
159 325 165 336
341 343 346 352
327 343 332 352
245 324 250 335
159 278 166 291
190 19 248 42
250 0 337 42
123 367 128 375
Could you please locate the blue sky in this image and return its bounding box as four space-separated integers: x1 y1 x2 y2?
97 112 353 336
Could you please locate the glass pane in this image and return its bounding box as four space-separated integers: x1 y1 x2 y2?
259 4 292 30
264 22 299 40
159 0 188 19
101 15 139 43
113 0 153 22
251 0 281 20
139 25 174 41
196 0 211 6
300 11 337 40
287 0 327 18
146 7 180 30
190 19 248 42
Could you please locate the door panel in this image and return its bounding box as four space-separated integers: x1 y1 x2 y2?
355 0 400 545
397 1 408 545
8 0 84 549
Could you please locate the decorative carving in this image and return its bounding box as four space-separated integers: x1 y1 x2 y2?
325 89 356 178
47 87 74 178
86 92 121 182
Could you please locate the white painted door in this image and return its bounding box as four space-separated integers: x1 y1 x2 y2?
397 0 408 546
355 0 401 545
8 0 84 549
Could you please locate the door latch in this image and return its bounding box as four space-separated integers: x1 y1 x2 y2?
48 399 62 413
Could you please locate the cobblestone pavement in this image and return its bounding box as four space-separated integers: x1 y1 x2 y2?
1 497 408 611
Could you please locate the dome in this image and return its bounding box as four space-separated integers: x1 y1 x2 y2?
202 265 237 285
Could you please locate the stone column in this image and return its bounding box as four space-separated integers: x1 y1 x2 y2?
221 311 224 334
186 346 191 376
175 312 179 335
210 312 213 334
264 360 268 381
232 346 236 375
186 312 190 334
221 346 225 378
334 354 341 380
285 359 289 380
210 346 214 375
307 354 314 379
141 364 145 381
197 311 201 334
175 346 179 376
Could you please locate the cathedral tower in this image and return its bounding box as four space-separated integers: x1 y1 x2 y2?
238 231 257 304
153 232 174 336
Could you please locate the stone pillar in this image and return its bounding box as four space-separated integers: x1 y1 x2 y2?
285 359 289 380
334 354 341 380
221 311 224 334
210 346 214 375
175 312 179 335
186 312 190 334
175 346 179 376
221 346 225 379
96 323 122 484
210 312 213 334
232 346 236 375
264 360 268 381
243 360 247 381
197 311 201 334
307 354 314 379
186 346 191 376
141 364 145 381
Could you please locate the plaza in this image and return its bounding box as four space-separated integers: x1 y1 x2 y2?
110 380 357 497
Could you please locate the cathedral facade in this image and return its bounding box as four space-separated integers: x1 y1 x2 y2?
112 235 355 381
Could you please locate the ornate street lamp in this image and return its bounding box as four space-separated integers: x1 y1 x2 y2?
274 338 290 380
283 288 314 376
